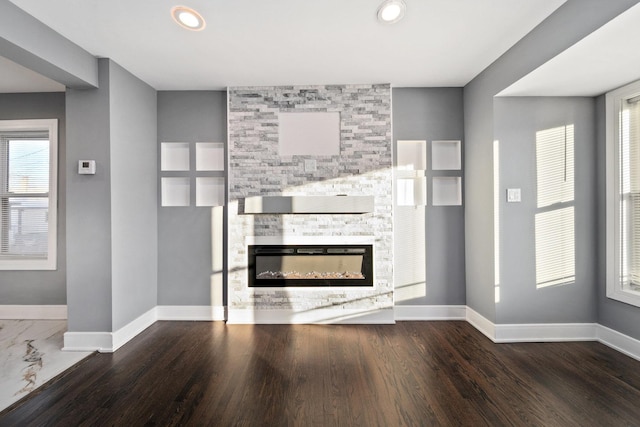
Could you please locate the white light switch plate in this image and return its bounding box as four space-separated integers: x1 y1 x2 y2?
78 160 96 175
507 188 521 203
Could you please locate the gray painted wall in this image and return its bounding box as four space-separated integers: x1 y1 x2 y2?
66 59 113 331
463 78 496 321
66 58 158 332
0 92 66 305
463 0 639 322
109 61 158 330
157 91 227 305
392 88 465 305
494 97 597 323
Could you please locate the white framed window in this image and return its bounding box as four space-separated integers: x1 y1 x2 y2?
0 119 58 270
606 79 640 306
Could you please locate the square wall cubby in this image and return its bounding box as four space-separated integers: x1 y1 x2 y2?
196 142 225 171
196 177 225 207
432 140 461 170
161 177 190 207
397 174 426 206
160 141 226 208
397 140 427 171
432 177 462 206
396 140 427 207
161 142 190 171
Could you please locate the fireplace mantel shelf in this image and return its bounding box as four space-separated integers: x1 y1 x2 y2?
243 195 374 214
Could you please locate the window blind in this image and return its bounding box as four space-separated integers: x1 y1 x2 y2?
622 98 640 287
0 131 50 260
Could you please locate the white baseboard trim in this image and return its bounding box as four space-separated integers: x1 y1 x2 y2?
597 324 640 362
465 307 496 341
212 305 226 321
64 307 157 353
0 305 67 319
157 305 226 321
463 308 640 360
465 308 599 343
63 331 112 352
394 305 466 321
227 308 395 324
494 323 597 343
58 302 640 362
111 307 157 352
63 305 227 353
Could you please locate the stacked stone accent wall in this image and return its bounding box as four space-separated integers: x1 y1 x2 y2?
227 84 393 315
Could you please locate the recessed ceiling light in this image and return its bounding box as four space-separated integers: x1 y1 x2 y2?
171 6 206 31
377 0 406 24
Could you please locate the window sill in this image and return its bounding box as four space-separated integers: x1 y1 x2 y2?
0 258 56 271
607 286 640 308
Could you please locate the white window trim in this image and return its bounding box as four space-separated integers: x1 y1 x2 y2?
606 79 640 306
0 119 58 270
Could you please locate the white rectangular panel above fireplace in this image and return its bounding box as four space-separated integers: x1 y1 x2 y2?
227 84 394 324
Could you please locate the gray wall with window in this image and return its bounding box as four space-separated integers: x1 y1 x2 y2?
463 0 640 323
0 92 66 305
597 93 640 341
494 97 598 324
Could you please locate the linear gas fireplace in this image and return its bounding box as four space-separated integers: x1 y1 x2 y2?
248 244 373 287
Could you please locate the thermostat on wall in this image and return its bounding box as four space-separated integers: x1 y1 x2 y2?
78 160 96 175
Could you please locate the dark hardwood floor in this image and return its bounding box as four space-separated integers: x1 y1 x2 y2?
2 321 640 426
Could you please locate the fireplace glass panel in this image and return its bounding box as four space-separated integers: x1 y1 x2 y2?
249 245 373 287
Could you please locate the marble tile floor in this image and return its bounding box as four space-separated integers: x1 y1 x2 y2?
0 320 93 412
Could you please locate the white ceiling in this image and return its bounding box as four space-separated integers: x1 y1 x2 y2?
0 55 65 93
499 2 640 97
4 0 567 92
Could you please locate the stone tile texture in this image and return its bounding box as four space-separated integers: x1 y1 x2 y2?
228 84 393 311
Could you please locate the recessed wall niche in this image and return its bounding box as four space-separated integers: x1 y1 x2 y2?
161 142 190 171
430 140 462 206
196 177 225 207
432 140 461 170
160 141 225 207
196 142 224 171
161 177 190 207
432 176 462 206
396 140 426 206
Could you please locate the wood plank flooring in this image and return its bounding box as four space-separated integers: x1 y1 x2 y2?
1 321 640 426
